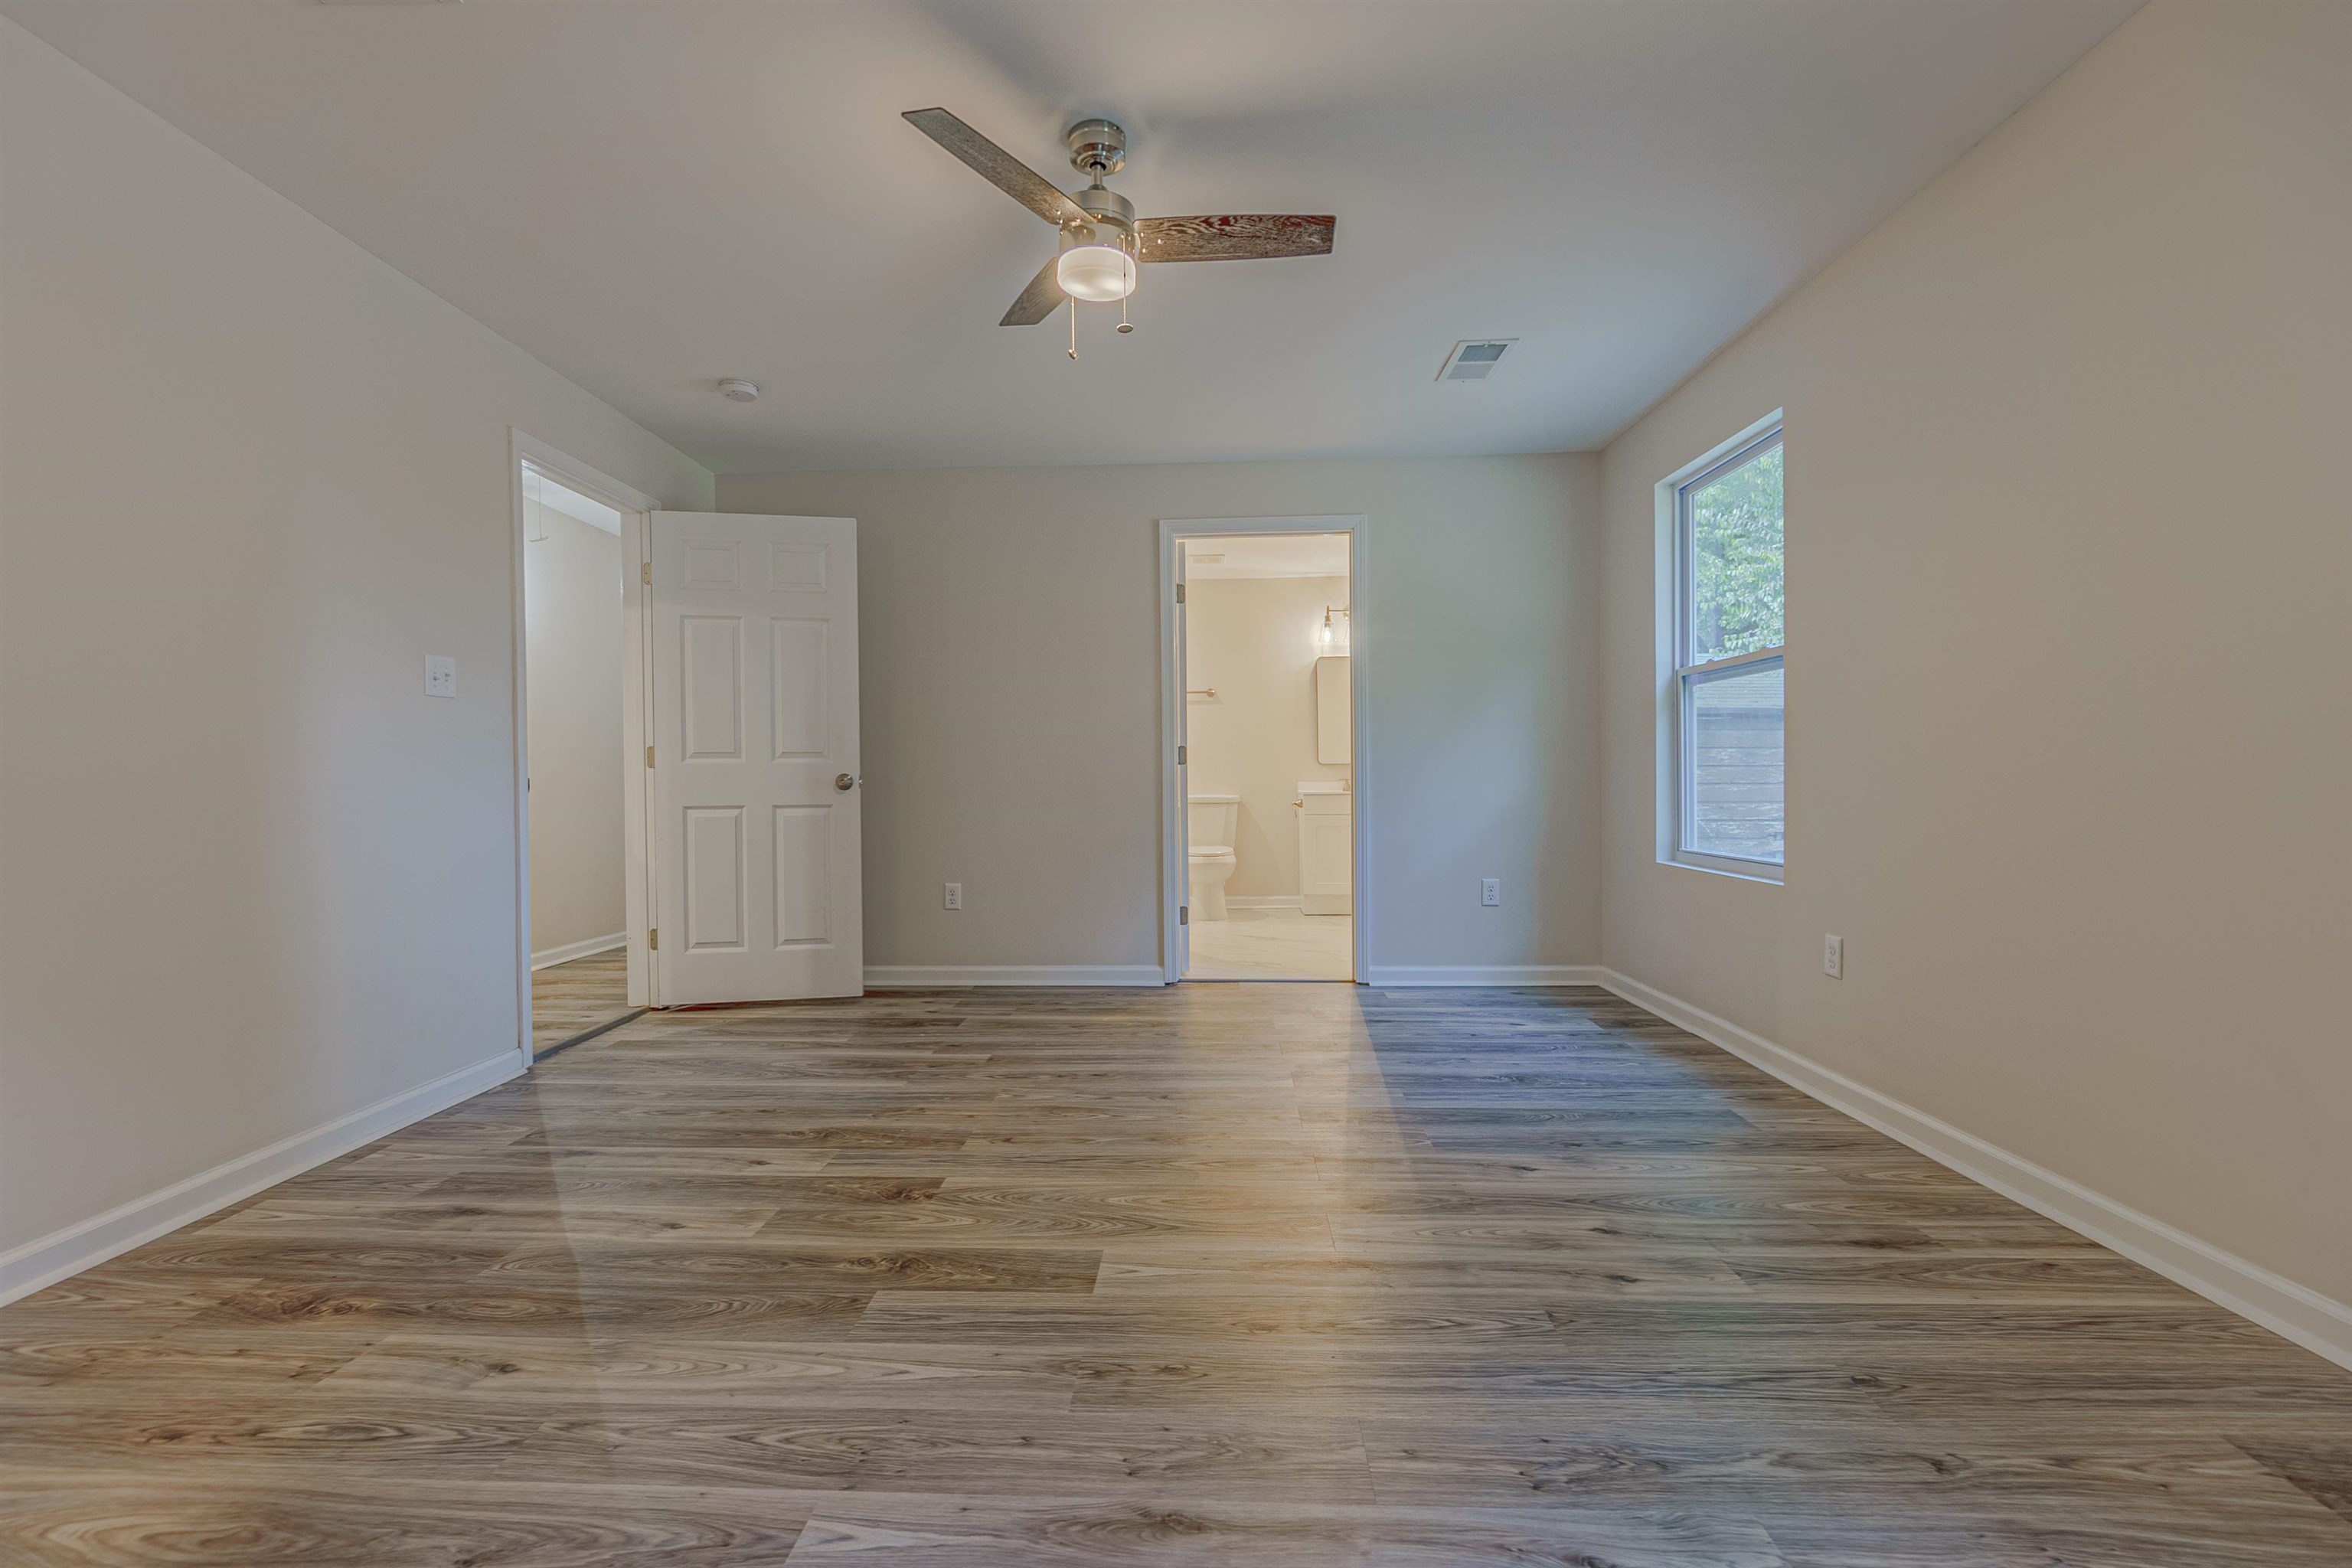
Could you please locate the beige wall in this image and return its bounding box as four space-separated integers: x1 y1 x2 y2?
719 455 1601 978
1185 574 1352 900
1599 2 2350 1308
524 505 626 958
0 21 710 1269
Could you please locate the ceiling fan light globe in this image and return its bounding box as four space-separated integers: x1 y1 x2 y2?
1056 245 1137 302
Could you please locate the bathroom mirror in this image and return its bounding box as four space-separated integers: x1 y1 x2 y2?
1315 655 1351 764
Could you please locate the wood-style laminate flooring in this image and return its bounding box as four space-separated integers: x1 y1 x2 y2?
531 949 637 1057
5 985 2349 1565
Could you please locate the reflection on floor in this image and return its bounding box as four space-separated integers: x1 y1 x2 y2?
1187 906 1352 981
530 948 635 1057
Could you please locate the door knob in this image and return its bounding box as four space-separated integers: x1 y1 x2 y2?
835 773 858 792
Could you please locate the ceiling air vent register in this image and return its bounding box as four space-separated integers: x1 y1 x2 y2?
1439 339 1517 382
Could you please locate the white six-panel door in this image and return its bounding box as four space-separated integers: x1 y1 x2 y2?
648 512 861 1004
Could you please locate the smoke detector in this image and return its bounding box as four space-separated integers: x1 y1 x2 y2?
717 379 761 403
1437 339 1517 382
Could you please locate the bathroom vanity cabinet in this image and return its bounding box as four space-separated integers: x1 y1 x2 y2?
1298 782 1353 916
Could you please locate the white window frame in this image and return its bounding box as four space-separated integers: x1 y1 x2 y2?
1656 413 1785 884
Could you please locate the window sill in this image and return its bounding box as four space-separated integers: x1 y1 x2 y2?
1663 851 1784 886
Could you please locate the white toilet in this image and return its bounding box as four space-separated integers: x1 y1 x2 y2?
1187 794 1240 921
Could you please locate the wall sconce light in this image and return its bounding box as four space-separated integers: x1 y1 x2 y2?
1317 605 1351 653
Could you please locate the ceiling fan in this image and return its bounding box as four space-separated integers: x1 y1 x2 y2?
902 108 1334 341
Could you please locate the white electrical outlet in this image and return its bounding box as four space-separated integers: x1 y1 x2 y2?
423 655 456 698
1824 934 1844 978
943 883 962 910
1481 877 1501 908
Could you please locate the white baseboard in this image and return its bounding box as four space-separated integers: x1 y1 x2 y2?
1598 968 2352 1373
864 965 1168 988
531 931 626 969
0 1050 524 1306
1224 896 1304 910
1363 965 1606 988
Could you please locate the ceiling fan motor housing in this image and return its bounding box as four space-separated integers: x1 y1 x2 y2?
1070 185 1138 253
1065 118 1127 178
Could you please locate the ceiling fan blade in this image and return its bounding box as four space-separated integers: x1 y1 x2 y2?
1000 256 1067 326
903 108 1090 230
1137 214 1335 263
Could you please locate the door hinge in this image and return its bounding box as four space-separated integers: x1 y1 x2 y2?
640 560 652 585
1178 744 1187 766
645 746 655 769
1180 906 1189 926
1175 583 1185 604
648 928 658 951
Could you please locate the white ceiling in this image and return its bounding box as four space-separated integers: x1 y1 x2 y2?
4 0 2137 474
1187 534 1351 581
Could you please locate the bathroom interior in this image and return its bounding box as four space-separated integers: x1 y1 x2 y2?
1183 534 1354 982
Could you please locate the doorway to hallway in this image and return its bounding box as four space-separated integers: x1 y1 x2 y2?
512 435 869 1052
518 453 643 1055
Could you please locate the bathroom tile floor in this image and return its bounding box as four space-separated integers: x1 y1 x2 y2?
1187 906 1353 981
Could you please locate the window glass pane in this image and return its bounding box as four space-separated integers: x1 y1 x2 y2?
1687 442 1783 663
1685 659 1783 863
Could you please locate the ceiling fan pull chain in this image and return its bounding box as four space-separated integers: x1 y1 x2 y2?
1118 295 1132 335
1069 299 1079 360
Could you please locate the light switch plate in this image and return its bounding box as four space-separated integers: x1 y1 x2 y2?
1481 877 1501 907
424 655 456 698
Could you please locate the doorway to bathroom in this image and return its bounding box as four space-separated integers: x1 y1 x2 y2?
1159 518 1366 983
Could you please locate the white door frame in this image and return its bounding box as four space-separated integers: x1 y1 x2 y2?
1156 515 1369 985
508 430 662 1063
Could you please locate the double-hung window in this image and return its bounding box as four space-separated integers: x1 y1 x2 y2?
1671 425 1785 878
